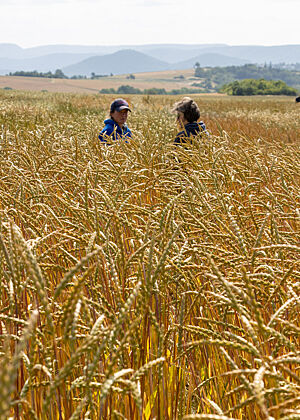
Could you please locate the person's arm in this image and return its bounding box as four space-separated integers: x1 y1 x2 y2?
99 125 114 143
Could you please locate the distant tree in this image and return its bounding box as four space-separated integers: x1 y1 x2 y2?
117 85 142 94
194 66 205 78
8 69 68 79
99 88 116 94
169 87 202 95
53 69 67 79
126 74 135 80
91 73 108 79
143 88 167 95
71 75 87 79
220 78 297 96
191 64 300 92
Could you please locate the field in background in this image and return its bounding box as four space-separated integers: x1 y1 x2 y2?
0 90 299 419
0 69 197 94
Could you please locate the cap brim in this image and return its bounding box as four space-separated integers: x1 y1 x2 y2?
116 105 131 112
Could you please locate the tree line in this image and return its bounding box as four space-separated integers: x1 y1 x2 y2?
220 79 297 96
8 69 68 79
194 63 300 91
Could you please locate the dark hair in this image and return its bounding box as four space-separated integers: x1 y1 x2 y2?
172 97 200 123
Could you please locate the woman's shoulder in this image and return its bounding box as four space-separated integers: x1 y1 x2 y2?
100 119 115 134
187 121 208 135
103 118 115 128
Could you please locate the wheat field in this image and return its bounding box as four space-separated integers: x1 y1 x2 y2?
0 90 299 419
0 70 195 94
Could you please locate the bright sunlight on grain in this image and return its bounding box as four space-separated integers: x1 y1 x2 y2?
0 90 299 419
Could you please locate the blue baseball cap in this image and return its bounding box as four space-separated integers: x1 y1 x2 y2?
110 98 131 113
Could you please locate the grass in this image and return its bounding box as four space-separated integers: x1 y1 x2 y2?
0 90 299 419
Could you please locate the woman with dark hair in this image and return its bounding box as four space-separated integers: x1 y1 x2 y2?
172 97 208 145
99 98 132 143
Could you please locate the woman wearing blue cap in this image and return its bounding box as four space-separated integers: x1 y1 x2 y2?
99 98 132 143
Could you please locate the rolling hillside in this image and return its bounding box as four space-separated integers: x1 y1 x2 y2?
62 49 169 76
1 43 300 76
0 53 94 73
171 52 249 69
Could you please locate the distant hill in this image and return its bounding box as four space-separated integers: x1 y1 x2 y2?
16 45 115 59
171 53 249 69
197 45 300 65
0 43 24 58
0 53 94 73
0 43 225 60
1 43 300 76
135 44 227 63
62 49 169 76
0 44 113 59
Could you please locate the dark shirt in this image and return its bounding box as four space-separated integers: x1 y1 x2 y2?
174 121 207 145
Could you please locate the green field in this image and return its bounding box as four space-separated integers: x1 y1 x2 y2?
0 90 299 419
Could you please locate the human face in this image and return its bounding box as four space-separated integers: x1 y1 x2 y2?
111 109 129 127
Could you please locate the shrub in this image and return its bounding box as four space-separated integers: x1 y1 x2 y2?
117 85 142 94
220 78 297 96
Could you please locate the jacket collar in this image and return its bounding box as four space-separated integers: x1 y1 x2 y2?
104 118 127 130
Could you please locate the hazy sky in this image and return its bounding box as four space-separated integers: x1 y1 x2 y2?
2 0 299 48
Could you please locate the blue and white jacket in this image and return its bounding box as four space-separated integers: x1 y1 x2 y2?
99 118 132 143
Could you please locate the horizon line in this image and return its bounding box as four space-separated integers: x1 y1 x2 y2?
2 42 300 49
